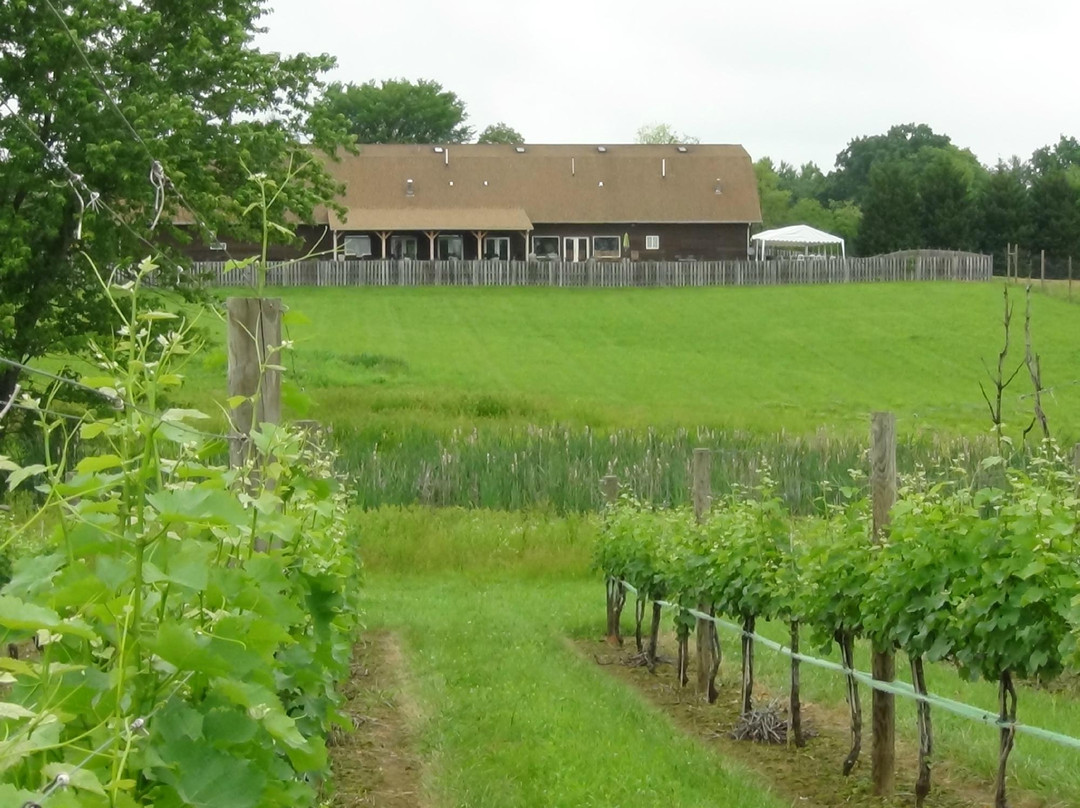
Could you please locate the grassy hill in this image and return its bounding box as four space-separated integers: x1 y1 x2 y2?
186 281 1080 439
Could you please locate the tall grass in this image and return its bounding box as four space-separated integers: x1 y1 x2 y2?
338 422 1020 514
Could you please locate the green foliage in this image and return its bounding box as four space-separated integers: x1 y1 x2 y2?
1029 170 1080 258
753 158 863 243
977 160 1032 258
315 78 473 143
828 123 955 205
634 122 700 145
798 498 875 649
918 150 977 250
0 264 358 806
856 160 921 255
594 445 1080 686
0 0 347 405
477 122 524 145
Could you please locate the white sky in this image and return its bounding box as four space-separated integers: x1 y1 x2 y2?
259 0 1080 171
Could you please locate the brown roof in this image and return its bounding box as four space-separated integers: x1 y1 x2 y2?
316 143 761 231
330 207 532 232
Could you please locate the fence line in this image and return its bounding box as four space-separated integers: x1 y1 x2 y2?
183 253 994 289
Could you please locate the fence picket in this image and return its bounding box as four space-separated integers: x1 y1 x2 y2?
183 252 993 290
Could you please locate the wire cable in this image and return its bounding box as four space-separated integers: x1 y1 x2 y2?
618 580 1080 752
41 0 243 262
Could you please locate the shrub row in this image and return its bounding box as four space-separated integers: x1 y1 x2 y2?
594 454 1080 808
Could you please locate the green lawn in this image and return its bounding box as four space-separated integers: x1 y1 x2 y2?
357 508 784 808
188 282 1080 438
356 507 1080 808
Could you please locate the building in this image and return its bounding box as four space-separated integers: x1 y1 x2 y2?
186 143 762 263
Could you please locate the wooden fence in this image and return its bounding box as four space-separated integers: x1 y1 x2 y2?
187 252 993 289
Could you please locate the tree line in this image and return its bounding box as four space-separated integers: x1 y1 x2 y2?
755 124 1080 262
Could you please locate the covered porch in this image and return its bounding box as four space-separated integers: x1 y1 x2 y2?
329 208 533 261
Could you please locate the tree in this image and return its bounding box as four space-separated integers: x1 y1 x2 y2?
1029 135 1080 177
777 161 828 203
754 158 794 228
477 122 524 144
976 159 1031 258
0 0 347 406
917 150 977 250
316 78 473 144
857 162 921 255
635 122 700 145
828 123 953 204
1029 169 1080 257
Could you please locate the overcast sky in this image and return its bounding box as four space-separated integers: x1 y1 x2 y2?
259 0 1080 171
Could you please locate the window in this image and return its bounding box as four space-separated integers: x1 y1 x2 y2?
532 236 559 259
208 241 227 252
390 235 417 260
437 235 464 260
483 236 510 260
645 235 660 251
592 236 621 259
343 235 372 258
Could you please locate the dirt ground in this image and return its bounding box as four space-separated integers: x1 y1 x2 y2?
578 636 1050 808
330 631 426 807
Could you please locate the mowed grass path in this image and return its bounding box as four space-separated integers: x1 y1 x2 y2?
194 282 1079 436
357 510 784 807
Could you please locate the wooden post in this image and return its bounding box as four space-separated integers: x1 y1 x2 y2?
691 448 711 520
1073 443 1080 499
692 448 718 700
1069 256 1073 301
601 474 619 506
1040 249 1045 290
870 412 897 796
227 297 282 470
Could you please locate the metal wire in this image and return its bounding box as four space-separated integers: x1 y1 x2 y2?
0 356 232 441
618 579 1080 751
0 98 197 281
20 672 194 807
40 0 242 263
0 382 20 423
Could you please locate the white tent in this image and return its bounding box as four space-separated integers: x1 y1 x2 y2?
750 224 845 260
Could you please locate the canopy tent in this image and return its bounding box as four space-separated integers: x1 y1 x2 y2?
750 224 845 259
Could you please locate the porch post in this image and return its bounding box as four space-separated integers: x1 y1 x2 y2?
377 231 391 258
332 230 339 261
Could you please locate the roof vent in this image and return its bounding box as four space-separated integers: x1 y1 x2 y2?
676 146 688 153
406 178 414 197
598 181 604 187
714 179 723 195
433 146 444 153
483 180 489 187
597 146 607 153
449 181 454 186
515 146 526 153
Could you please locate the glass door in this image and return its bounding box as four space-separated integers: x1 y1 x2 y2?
390 235 417 259
563 236 589 262
483 236 510 260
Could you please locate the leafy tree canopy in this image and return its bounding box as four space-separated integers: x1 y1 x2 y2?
477 121 524 144
0 0 348 404
635 122 700 145
316 78 473 144
827 123 954 204
856 160 921 255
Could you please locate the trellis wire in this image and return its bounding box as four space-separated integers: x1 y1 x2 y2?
618 580 1080 752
